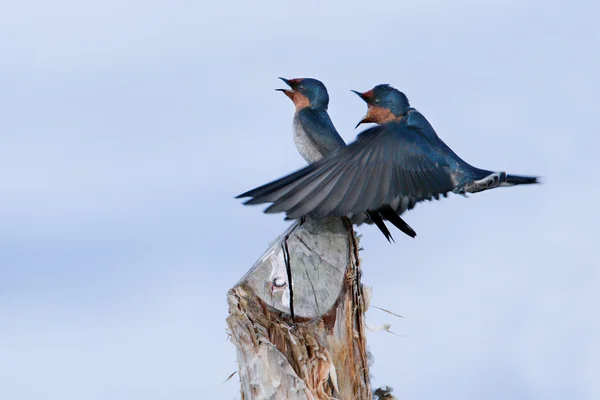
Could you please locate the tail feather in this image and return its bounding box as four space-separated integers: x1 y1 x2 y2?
378 205 417 238
367 211 394 242
504 174 539 185
460 166 539 194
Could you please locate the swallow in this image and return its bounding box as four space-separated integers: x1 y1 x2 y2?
276 77 346 163
272 78 416 240
237 83 538 240
350 84 539 193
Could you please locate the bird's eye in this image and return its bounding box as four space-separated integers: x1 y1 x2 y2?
373 98 380 105
297 85 304 91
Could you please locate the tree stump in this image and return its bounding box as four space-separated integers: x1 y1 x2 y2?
226 217 373 399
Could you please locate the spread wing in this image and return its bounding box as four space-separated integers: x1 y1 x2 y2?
237 123 458 219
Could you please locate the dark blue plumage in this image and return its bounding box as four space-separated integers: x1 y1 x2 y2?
237 82 539 241
296 108 346 159
276 77 346 163
354 84 539 193
289 77 330 109
273 77 416 240
352 84 409 122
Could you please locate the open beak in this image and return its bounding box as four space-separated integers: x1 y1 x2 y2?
275 88 294 100
276 77 295 100
352 89 372 128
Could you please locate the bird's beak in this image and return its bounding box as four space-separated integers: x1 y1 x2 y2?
351 89 368 102
355 113 373 128
276 77 295 100
275 88 294 100
279 77 292 87
352 89 373 128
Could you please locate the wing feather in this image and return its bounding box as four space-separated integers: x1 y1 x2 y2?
238 123 457 220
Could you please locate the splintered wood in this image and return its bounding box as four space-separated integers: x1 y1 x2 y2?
226 217 372 400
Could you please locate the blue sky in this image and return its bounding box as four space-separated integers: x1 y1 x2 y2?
1 0 599 399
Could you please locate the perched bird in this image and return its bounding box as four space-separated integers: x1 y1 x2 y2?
270 77 416 240
237 83 538 240
275 77 346 164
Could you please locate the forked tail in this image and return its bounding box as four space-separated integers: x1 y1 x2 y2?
459 167 539 194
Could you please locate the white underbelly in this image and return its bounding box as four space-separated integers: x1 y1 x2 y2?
293 119 323 164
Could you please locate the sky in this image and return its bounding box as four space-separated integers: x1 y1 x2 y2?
1 0 599 399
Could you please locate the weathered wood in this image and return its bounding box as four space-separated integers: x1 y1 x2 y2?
227 217 373 399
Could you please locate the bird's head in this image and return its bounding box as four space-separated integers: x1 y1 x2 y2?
352 84 410 128
276 77 330 110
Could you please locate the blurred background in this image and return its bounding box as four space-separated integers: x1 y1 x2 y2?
1 0 598 399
